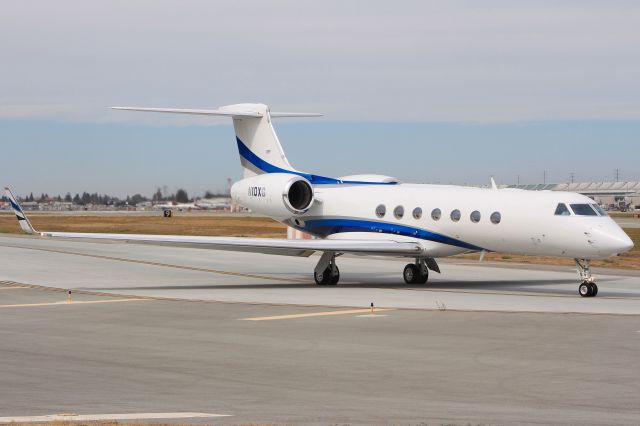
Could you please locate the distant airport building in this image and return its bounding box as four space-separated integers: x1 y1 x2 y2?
505 182 640 211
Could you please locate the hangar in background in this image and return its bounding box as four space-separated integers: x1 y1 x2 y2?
505 181 640 211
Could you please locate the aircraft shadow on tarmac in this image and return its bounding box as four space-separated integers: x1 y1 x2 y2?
92 276 622 296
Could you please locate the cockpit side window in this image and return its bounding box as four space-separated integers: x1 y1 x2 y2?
570 204 598 216
555 203 571 216
591 204 607 216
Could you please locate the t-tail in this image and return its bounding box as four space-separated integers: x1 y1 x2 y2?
112 103 321 179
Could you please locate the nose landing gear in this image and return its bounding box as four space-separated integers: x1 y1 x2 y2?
575 259 598 297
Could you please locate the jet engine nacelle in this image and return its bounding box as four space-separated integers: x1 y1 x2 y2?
231 173 314 218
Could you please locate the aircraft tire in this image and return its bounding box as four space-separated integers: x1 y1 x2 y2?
330 267 340 285
315 267 339 286
403 264 419 284
418 268 429 284
579 282 591 297
590 283 598 297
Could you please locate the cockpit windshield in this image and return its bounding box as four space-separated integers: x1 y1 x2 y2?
591 204 608 216
570 204 598 216
554 203 571 216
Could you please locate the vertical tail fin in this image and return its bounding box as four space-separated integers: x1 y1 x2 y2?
112 103 322 179
225 103 297 178
4 187 37 234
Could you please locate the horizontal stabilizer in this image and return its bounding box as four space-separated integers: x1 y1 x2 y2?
111 107 263 117
269 112 323 118
112 105 322 118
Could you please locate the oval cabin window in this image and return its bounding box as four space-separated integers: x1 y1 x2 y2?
490 211 501 224
394 205 405 219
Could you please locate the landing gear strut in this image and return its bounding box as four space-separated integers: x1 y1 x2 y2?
314 252 340 285
403 259 429 284
575 259 598 297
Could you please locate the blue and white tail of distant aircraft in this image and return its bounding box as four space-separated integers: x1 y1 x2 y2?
6 103 634 297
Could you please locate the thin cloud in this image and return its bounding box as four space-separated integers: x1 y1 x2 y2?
0 1 639 123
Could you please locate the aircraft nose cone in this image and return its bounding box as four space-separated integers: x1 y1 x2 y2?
619 233 634 253
592 227 634 255
611 228 634 254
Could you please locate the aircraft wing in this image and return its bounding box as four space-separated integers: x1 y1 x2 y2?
37 232 421 257
4 188 421 257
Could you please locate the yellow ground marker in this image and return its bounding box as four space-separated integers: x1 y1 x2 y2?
0 299 149 309
241 308 393 321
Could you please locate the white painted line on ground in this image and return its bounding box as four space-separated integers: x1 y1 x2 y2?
0 299 149 309
0 412 231 422
356 314 389 318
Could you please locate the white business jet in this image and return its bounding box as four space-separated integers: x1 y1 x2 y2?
5 103 634 297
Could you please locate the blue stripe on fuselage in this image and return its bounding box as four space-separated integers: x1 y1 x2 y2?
296 218 484 251
236 137 397 186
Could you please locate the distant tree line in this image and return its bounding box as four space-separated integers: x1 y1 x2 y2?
6 188 228 206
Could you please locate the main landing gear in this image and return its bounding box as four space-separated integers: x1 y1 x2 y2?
313 254 440 286
403 259 429 284
314 252 340 285
576 259 598 297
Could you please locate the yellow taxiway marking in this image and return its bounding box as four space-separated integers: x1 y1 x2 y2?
241 308 393 321
0 286 30 290
0 298 149 309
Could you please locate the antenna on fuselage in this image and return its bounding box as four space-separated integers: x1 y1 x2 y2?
490 177 498 191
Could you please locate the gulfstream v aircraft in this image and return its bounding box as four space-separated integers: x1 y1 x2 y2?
6 103 634 297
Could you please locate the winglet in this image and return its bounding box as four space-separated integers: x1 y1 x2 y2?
4 187 38 234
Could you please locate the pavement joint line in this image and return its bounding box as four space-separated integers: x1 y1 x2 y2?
241 308 394 321
2 280 639 317
0 412 231 422
1 243 309 284
0 298 151 309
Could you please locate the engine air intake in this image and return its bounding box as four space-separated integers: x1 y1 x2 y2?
286 178 314 213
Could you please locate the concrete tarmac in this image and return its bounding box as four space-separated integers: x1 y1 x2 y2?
0 235 638 314
1 234 640 424
1 285 639 425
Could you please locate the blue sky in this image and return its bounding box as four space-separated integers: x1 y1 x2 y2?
1 1 639 197
2 119 638 197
